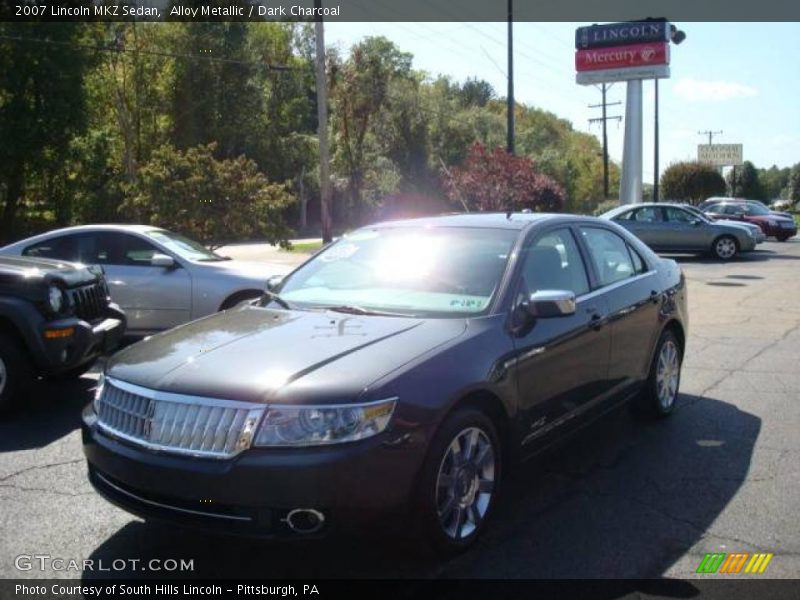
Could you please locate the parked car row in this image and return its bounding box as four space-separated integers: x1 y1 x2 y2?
601 198 796 261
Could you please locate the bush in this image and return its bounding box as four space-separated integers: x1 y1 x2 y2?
123 144 295 249
442 143 566 212
660 161 726 204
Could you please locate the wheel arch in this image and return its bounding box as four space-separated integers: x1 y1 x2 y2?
218 289 263 311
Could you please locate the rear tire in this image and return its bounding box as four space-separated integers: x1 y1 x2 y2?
634 330 682 419
712 235 738 261
414 408 501 556
0 333 33 414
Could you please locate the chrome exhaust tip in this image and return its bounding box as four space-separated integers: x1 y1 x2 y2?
282 508 326 534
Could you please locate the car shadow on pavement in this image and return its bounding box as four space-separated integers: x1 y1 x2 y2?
668 249 800 265
82 394 759 583
0 375 96 452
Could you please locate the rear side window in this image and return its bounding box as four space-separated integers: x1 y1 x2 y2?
631 207 662 223
579 227 637 287
23 236 79 261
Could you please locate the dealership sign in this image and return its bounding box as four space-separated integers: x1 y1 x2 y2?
698 144 744 166
575 21 670 50
575 42 669 71
576 65 670 85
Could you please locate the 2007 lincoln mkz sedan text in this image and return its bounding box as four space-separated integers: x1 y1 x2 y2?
82 213 688 554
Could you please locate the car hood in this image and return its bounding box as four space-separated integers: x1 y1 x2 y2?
106 306 467 404
195 259 292 279
0 255 99 287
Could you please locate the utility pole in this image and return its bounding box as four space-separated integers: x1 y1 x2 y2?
314 0 332 244
588 83 622 198
698 130 723 145
506 0 514 155
653 79 660 202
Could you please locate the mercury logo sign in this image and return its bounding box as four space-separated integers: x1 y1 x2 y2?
640 47 656 62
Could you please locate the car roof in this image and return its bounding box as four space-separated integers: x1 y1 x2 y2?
0 224 167 251
365 212 565 231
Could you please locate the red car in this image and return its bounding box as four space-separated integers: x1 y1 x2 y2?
703 200 797 241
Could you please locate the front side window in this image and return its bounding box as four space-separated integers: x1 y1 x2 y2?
277 227 518 317
664 207 696 223
519 228 589 296
580 227 636 287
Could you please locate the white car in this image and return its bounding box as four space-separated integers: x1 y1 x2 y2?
0 225 290 335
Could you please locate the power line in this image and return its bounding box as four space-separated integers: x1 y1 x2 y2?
0 34 294 71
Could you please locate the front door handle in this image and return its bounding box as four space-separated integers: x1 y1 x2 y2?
587 310 606 331
650 290 661 304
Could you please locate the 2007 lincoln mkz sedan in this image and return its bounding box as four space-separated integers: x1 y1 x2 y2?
82 213 687 553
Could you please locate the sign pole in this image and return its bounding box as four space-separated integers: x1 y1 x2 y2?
620 79 643 205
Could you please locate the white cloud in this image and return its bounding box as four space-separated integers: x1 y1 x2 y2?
673 78 758 102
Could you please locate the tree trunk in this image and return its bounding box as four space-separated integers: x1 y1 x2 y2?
1 166 24 242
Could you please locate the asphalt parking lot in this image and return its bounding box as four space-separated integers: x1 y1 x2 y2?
1 240 799 580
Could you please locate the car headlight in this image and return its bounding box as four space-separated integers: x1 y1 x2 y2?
48 285 64 313
93 372 105 413
253 398 397 447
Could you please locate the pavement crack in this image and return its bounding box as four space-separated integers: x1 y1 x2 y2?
0 483 93 497
0 458 83 483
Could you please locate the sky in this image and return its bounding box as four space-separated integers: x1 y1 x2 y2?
326 22 800 186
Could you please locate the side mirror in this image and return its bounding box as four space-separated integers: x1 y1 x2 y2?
690 218 703 226
266 275 283 292
150 253 176 269
524 290 576 318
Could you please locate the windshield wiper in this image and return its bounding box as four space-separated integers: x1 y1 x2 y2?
321 304 414 317
259 290 293 310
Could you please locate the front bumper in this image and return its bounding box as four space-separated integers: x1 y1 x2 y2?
82 405 427 537
761 222 797 239
33 304 126 374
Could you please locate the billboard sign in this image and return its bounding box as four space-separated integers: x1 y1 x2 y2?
698 144 744 166
576 64 670 85
576 42 669 72
575 21 670 50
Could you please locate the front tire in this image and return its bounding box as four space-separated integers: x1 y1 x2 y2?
634 330 682 419
712 235 738 260
776 235 791 242
0 333 33 414
414 408 501 555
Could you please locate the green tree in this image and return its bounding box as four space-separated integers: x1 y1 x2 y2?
329 36 413 225
0 22 94 240
727 161 764 199
123 143 295 248
758 165 790 200
660 161 726 203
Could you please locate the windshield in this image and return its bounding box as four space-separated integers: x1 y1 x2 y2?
276 227 518 317
145 230 225 262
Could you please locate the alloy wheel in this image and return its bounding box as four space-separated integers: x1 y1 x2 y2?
435 426 496 540
715 237 737 259
656 340 680 411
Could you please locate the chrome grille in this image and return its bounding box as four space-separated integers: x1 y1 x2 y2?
96 378 265 459
69 281 108 322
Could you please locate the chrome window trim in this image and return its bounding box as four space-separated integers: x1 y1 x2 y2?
94 472 252 522
576 270 656 303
